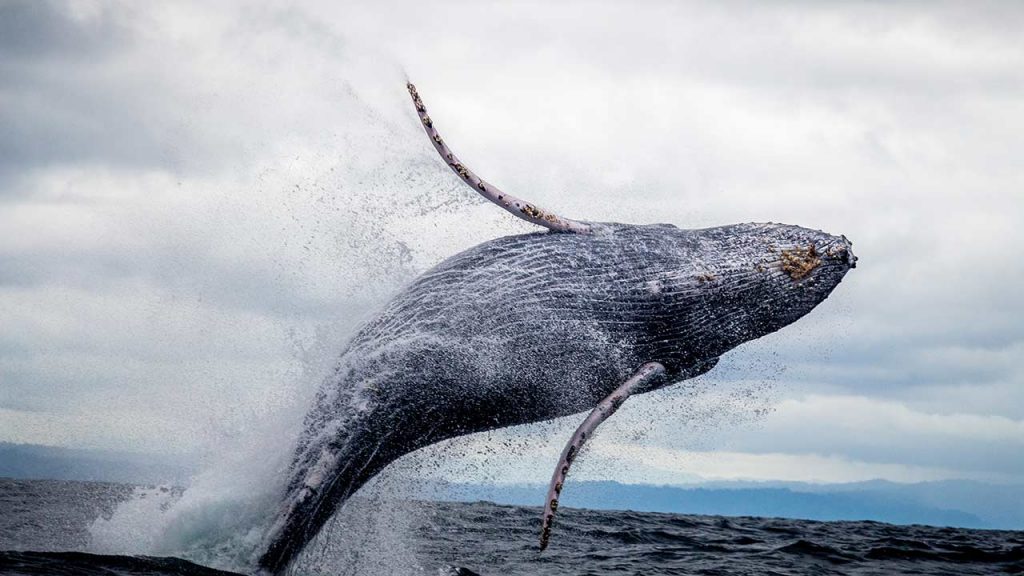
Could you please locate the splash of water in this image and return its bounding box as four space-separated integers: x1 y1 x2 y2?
84 46 481 571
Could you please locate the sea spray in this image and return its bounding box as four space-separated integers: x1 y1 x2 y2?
83 48 483 570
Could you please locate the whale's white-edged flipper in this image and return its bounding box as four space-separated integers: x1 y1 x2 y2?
406 82 592 234
539 362 667 551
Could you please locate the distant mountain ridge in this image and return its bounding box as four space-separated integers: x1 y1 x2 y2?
0 442 196 485
1 442 1021 530
415 480 1024 531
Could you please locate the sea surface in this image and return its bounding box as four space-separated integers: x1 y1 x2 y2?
1 477 1022 576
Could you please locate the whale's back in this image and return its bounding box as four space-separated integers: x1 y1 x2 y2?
309 225 717 437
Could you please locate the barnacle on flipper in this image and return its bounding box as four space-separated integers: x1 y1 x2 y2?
781 245 821 280
521 204 545 220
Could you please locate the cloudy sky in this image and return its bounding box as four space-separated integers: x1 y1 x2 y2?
1 0 1022 489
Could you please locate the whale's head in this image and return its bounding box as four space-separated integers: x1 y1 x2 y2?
746 223 856 329
631 221 857 361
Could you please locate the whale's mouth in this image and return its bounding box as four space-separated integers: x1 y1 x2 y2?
827 236 858 269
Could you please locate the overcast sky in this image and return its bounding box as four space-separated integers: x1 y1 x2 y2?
1 0 1022 488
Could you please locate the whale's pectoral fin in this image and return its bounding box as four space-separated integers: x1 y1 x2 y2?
405 81 592 234
539 362 667 551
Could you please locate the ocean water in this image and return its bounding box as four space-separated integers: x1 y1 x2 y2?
1 478 1022 575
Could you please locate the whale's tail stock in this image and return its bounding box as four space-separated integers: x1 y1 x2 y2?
256 448 351 574
256 425 397 574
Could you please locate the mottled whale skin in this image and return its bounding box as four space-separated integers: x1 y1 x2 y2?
257 220 856 572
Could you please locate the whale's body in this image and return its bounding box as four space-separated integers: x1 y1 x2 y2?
258 221 856 571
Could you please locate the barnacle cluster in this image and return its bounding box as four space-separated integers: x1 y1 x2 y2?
521 204 544 219
781 245 821 280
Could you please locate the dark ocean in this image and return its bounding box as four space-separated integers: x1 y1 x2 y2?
1 477 1022 576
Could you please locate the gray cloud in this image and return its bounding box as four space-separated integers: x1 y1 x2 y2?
0 2 169 179
0 0 1021 486
0 1 130 60
720 394 1024 479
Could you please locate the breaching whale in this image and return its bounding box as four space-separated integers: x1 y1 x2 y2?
256 83 857 573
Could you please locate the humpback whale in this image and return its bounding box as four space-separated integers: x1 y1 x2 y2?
256 83 857 573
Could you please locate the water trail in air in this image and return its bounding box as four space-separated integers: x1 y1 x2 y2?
85 48 484 571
